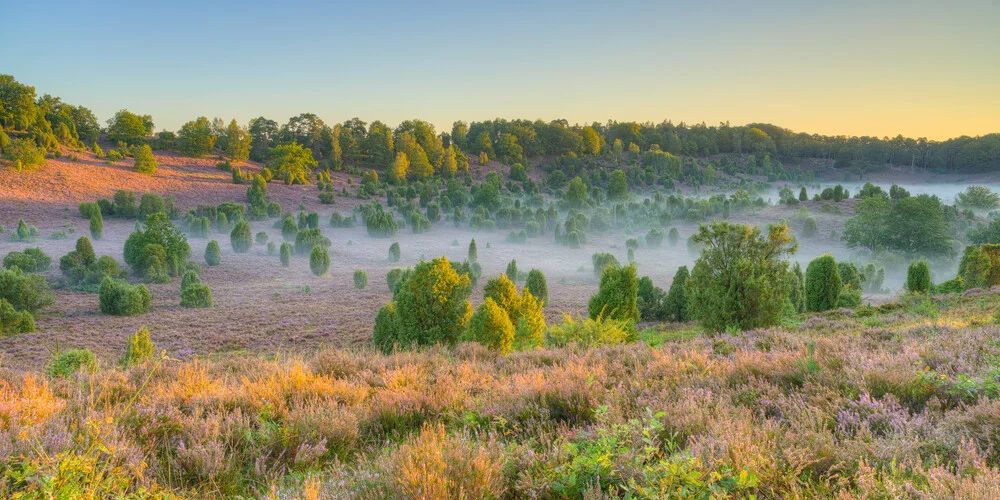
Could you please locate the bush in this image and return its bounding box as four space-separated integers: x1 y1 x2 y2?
255 232 268 245
689 221 796 332
466 298 514 354
386 268 405 293
10 219 37 242
592 252 619 278
123 213 190 281
806 254 842 312
802 216 818 238
79 202 100 219
47 349 97 378
230 220 252 253
280 242 292 267
281 215 298 241
906 258 932 294
505 259 518 282
364 202 398 237
646 228 664 248
0 267 54 314
587 263 640 329
138 193 166 219
295 229 331 256
0 298 35 336
180 282 214 308
90 211 103 240
205 240 221 266
354 269 369 289
4 138 45 169
525 269 548 305
310 245 330 276
546 312 634 347
4 247 51 272
133 144 157 174
663 266 691 322
388 242 401 262
468 239 478 263
119 326 154 367
98 278 151 316
482 274 546 347
371 256 472 352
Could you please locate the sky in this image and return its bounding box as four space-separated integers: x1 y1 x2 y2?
2 0 997 140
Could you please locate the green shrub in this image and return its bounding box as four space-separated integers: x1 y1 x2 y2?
386 268 405 293
363 202 398 237
466 298 514 354
123 213 190 281
591 252 619 278
205 240 221 266
79 202 100 219
280 242 292 267
90 210 103 240
388 242 401 262
0 298 35 336
119 326 154 367
689 221 796 332
98 278 151 316
0 267 53 314
133 144 157 174
354 269 368 289
505 259 518 282
806 254 842 312
255 232 268 245
180 270 201 290
295 229 331 256
4 247 51 272
47 349 97 378
281 214 298 241
138 193 166 219
10 219 37 242
371 256 472 352
546 312 634 347
788 262 805 313
802 216 818 238
468 239 478 263
668 227 680 247
663 266 691 322
180 282 213 308
4 138 45 169
230 220 252 253
310 245 330 276
525 269 548 305
587 263 640 329
567 231 581 249
906 258 932 294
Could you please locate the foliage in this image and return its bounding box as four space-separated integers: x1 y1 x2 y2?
177 116 217 156
956 186 999 210
267 142 317 184
388 242 400 262
363 202 398 237
688 221 796 332
354 269 369 289
844 194 955 258
663 266 691 322
204 240 221 266
0 267 53 314
123 213 190 281
46 349 97 378
310 245 331 276
525 269 548 305
591 252 619 278
906 258 932 294
467 298 515 354
4 137 45 169
98 278 151 316
119 326 154 367
230 220 252 253
588 263 640 329
279 242 292 267
132 144 157 174
89 210 103 240
546 311 634 347
4 247 50 272
371 256 472 352
0 298 34 336
806 254 842 312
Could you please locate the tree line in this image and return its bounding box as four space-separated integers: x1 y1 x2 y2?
3 73 998 173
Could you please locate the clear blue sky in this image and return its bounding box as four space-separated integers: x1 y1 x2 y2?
2 0 997 140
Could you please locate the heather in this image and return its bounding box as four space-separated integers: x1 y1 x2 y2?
4 292 1000 498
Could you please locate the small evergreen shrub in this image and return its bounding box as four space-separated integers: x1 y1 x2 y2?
386 268 405 293
505 259 518 282
3 247 51 272
280 242 292 267
119 326 154 367
90 211 103 240
47 349 97 378
587 263 640 328
310 245 330 276
354 269 369 289
806 254 842 312
592 253 619 278
295 229 331 255
906 258 932 294
388 242 401 262
98 278 151 316
230 220 252 253
525 269 548 305
0 298 35 336
205 240 221 266
467 298 514 354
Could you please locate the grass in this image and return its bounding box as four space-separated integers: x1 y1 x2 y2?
4 292 1000 497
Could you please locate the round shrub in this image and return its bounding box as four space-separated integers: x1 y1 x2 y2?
906 258 932 294
467 298 514 354
592 253 619 278
0 267 54 313
47 349 97 378
388 242 401 262
0 298 35 336
588 263 640 327
181 282 214 308
354 269 369 289
372 302 402 353
567 231 581 249
99 278 152 316
310 245 330 276
806 254 842 312
230 220 252 253
386 268 404 293
525 269 548 305
4 247 51 272
205 240 221 266
255 232 269 245
668 227 681 247
180 270 201 290
280 242 292 267
119 326 154 367
802 216 818 238
281 215 298 241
